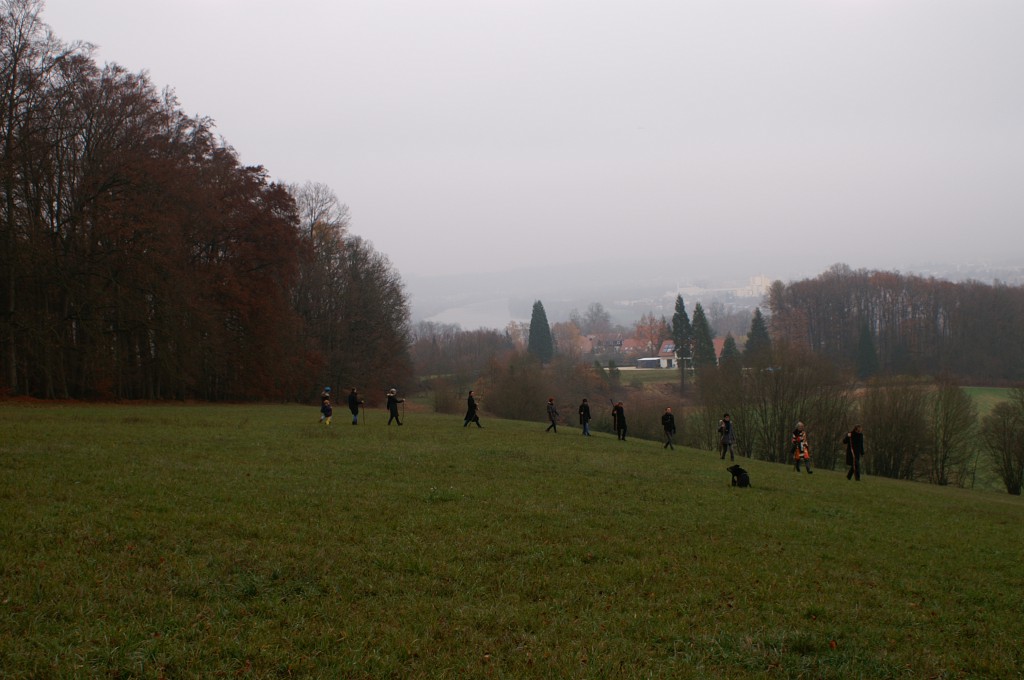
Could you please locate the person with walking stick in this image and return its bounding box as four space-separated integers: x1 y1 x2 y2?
386 388 405 426
844 424 864 481
348 388 364 425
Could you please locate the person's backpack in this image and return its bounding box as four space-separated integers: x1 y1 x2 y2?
727 464 751 488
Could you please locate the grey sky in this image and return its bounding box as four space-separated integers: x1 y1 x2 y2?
43 0 1024 281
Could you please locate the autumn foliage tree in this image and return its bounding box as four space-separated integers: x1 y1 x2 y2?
0 1 411 400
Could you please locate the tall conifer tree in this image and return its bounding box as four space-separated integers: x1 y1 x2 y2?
691 303 717 369
720 333 741 365
744 307 772 366
671 295 693 392
527 300 554 363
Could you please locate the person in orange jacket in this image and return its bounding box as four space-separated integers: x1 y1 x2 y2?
792 421 813 474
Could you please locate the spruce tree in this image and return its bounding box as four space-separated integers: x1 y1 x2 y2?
720 333 741 365
671 295 693 391
527 300 554 363
691 303 717 369
744 307 772 366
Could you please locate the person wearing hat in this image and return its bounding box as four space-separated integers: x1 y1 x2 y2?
386 388 404 426
319 387 332 423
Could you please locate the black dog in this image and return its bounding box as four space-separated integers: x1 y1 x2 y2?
727 464 751 488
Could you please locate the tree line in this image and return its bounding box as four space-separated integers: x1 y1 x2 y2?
0 0 411 400
768 263 1024 383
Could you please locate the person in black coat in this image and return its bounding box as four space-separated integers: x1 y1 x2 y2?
844 424 865 480
386 388 404 426
578 398 592 436
464 390 482 428
348 388 364 425
661 407 676 450
612 401 627 441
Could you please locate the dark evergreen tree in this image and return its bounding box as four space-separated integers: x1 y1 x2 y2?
671 295 693 390
855 321 879 379
691 303 717 369
720 333 741 365
527 300 554 363
744 307 772 366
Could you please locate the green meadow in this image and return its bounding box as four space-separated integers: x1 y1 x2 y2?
1 403 1022 679
963 387 1013 417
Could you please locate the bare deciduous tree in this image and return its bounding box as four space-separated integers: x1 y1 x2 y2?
927 380 978 486
861 379 930 480
982 390 1024 496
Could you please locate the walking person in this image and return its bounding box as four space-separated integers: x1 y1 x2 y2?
661 407 676 450
320 398 333 426
386 388 404 426
718 413 736 461
578 398 592 436
319 386 332 423
464 390 482 428
348 388 364 425
792 421 812 473
612 401 627 441
545 397 559 433
844 424 864 481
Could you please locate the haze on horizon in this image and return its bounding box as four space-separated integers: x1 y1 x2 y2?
42 0 1024 283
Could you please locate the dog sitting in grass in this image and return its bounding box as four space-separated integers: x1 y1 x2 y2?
727 464 751 488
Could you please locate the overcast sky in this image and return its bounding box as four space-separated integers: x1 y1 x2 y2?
42 0 1024 281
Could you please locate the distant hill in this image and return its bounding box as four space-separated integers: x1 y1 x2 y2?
406 257 1024 330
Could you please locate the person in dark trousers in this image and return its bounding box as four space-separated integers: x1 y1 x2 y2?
792 421 812 473
661 407 676 450
386 388 404 425
545 397 559 432
578 398 592 436
844 424 864 480
464 390 482 428
718 412 736 460
348 388 364 425
319 386 332 423
612 401 627 440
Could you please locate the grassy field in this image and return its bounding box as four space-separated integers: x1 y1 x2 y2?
1 403 1022 678
963 386 1014 417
